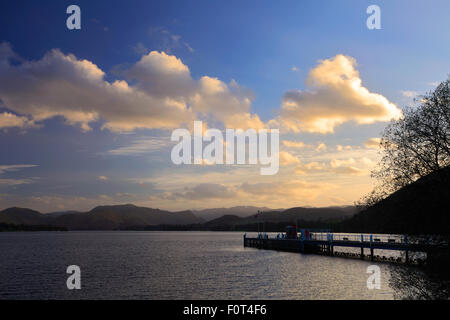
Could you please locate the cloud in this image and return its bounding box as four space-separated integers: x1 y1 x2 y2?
0 164 38 186
330 166 364 175
132 42 149 56
0 44 194 132
361 157 376 166
240 180 330 200
295 161 326 175
151 183 236 201
98 176 108 181
148 27 194 54
279 151 300 166
329 157 365 175
315 142 327 152
364 137 381 149
182 183 236 200
108 137 172 155
190 77 264 129
0 112 36 129
127 50 193 98
151 179 332 204
282 140 309 148
0 178 35 185
330 158 356 168
336 145 352 151
0 164 38 175
401 90 418 98
280 55 403 133
295 158 365 176
0 43 261 132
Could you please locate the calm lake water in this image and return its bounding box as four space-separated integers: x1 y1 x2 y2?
0 231 396 299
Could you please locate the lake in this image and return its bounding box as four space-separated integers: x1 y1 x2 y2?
0 231 396 299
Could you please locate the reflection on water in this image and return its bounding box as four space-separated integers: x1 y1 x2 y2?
0 231 396 299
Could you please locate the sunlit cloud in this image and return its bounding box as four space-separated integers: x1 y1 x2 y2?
315 143 327 152
280 55 403 133
0 112 37 129
282 140 310 148
295 157 366 177
336 145 353 151
364 137 381 149
279 151 301 166
0 43 262 133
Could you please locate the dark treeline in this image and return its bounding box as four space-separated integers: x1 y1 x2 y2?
124 220 334 232
0 223 67 232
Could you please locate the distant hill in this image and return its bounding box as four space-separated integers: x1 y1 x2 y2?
192 206 278 221
45 210 81 217
0 207 49 225
204 206 357 228
0 204 358 231
339 166 450 235
258 206 358 223
0 204 204 230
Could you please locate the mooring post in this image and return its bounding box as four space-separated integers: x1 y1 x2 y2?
404 235 409 264
330 233 334 256
300 228 305 253
360 234 364 259
326 232 330 255
370 234 374 261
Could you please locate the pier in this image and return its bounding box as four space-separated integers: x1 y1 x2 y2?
243 229 450 264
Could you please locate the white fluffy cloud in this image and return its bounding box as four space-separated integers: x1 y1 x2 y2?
280 55 403 133
0 46 399 135
190 77 264 129
0 43 262 132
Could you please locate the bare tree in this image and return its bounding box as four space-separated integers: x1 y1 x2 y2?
357 78 450 209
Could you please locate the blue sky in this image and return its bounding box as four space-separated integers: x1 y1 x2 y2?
1 0 449 212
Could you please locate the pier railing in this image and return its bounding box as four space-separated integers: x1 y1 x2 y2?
243 231 450 264
310 233 404 243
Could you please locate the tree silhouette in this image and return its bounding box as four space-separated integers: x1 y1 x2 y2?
358 77 450 209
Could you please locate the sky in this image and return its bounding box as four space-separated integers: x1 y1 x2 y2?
0 0 449 212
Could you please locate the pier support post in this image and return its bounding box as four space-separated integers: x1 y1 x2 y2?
404 235 409 264
370 235 374 261
299 229 305 253
330 233 334 256
360 234 364 259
